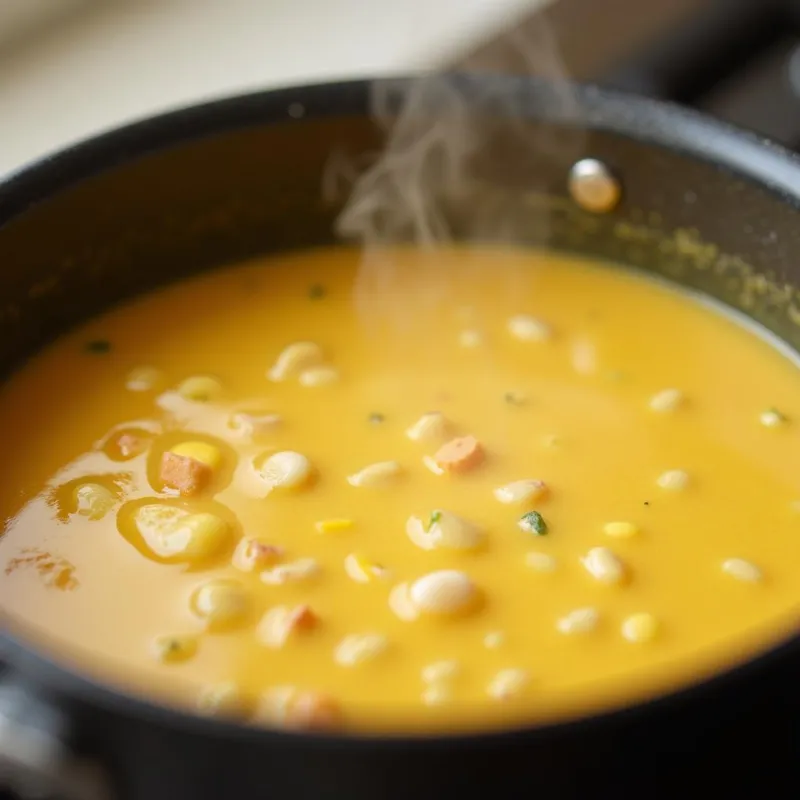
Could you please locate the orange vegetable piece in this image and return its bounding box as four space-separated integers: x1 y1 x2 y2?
433 435 485 473
285 691 341 731
117 432 146 459
287 604 319 633
159 451 212 496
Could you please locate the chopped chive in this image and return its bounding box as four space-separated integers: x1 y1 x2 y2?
428 510 442 529
518 511 548 536
504 390 526 406
85 339 111 354
308 284 327 300
368 412 385 424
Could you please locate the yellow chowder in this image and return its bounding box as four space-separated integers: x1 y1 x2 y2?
1 246 799 734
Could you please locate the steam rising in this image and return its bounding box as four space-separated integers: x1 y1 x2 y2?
333 21 585 248
326 17 586 327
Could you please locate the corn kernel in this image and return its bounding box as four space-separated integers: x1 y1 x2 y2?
388 582 419 621
259 451 313 492
260 557 320 585
231 537 284 572
170 440 222 471
581 546 626 585
459 329 483 348
556 607 599 635
315 518 354 534
406 412 450 443
571 340 597 375
721 557 762 583
649 388 684 412
152 634 197 663
228 410 282 438
422 683 452 706
190 579 250 632
74 483 116 520
260 688 341 731
603 521 639 539
483 631 506 649
176 375 222 402
126 366 163 392
406 510 484 551
494 479 548 505
347 461 402 487
258 604 319 649
760 408 788 428
267 342 324 382
621 613 658 643
508 314 551 342
422 455 445 475
334 633 388 667
134 505 229 562
343 552 388 583
299 366 339 387
525 551 557 572
421 660 460 683
487 668 529 700
167 513 229 561
657 469 689 490
197 682 248 718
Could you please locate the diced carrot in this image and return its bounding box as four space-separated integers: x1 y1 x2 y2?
434 435 485 473
285 691 341 731
287 604 319 633
160 451 212 496
117 432 146 459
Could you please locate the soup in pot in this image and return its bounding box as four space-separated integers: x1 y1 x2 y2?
1 246 799 733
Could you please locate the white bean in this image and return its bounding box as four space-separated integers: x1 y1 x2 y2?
406 510 483 551
581 546 626 585
267 342 324 382
408 570 478 616
347 460 402 487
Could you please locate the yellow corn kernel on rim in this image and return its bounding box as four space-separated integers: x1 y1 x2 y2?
315 518 354 534
170 441 222 470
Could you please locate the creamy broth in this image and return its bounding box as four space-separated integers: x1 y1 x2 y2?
1 246 799 733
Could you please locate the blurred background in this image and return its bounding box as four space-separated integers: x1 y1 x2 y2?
1 0 800 175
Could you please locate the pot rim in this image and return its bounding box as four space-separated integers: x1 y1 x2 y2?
2 75 800 749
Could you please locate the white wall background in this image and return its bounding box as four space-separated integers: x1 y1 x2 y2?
0 0 548 175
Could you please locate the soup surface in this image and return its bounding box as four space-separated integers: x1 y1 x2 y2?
1 246 799 733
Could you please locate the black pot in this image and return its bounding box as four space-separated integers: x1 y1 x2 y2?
1 77 800 800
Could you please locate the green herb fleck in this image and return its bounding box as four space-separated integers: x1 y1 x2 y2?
308 284 327 300
368 412 385 424
428 510 442 529
504 390 526 406
518 510 548 536
85 339 111 354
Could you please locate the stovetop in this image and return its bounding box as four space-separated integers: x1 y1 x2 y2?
460 0 800 150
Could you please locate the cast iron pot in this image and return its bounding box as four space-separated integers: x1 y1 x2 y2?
0 77 799 800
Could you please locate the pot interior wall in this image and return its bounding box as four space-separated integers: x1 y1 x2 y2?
0 105 799 379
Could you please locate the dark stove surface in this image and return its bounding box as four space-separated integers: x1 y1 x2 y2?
460 0 800 150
